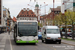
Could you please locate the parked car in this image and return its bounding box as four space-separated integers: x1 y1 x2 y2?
38 31 42 39
61 31 72 37
67 31 72 37
62 31 65 36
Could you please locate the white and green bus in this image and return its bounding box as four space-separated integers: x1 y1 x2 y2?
14 20 38 44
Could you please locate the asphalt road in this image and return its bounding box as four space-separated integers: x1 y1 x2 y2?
0 32 75 50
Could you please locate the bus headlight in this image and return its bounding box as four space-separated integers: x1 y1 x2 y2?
17 39 21 41
34 39 38 41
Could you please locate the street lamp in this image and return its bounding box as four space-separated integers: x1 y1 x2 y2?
53 0 55 25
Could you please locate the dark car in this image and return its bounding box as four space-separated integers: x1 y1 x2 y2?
67 31 72 37
38 32 42 39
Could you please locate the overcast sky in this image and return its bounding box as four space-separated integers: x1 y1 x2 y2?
3 0 61 18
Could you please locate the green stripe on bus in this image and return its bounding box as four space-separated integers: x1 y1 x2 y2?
16 40 38 43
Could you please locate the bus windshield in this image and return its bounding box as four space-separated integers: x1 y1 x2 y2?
46 29 60 34
18 22 37 36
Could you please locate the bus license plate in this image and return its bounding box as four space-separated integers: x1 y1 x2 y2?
26 41 29 43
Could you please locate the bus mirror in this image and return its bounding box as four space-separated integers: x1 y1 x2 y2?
44 32 46 34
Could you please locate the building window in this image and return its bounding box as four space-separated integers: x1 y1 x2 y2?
27 12 28 14
22 18 23 20
34 15 36 16
22 12 24 14
31 12 33 14
20 18 22 20
24 18 26 20
27 15 29 16
50 15 52 17
55 12 57 13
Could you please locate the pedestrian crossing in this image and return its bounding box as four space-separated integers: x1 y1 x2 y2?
0 33 7 50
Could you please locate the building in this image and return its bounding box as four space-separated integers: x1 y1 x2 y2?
41 6 61 25
10 17 16 30
3 7 11 31
34 3 40 16
34 3 40 21
0 0 5 33
0 0 1 25
17 8 37 20
61 0 75 13
49 6 61 14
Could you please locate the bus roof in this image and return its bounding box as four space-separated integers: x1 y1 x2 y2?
43 26 59 29
17 20 38 22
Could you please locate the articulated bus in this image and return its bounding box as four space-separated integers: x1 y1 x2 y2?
14 20 38 44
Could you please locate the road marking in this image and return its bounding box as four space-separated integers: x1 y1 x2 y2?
0 45 5 48
0 43 5 45
8 34 13 50
42 43 56 50
62 42 75 46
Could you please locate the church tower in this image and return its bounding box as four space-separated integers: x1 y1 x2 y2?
34 3 40 16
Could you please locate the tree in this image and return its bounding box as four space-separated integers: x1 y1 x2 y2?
65 10 75 40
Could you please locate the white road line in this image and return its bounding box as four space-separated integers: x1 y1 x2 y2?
0 43 5 45
0 45 5 48
8 35 13 50
0 49 4 50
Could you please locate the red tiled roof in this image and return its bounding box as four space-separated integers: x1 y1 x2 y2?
12 17 17 22
44 12 56 20
50 8 61 11
17 8 37 18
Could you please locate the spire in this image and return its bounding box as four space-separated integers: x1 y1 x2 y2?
35 2 39 7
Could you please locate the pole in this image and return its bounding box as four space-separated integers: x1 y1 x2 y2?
72 20 74 40
53 0 54 25
65 15 67 39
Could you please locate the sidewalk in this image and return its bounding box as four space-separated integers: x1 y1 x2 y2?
0 32 8 50
61 39 75 46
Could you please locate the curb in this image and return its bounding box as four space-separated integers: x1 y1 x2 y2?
61 42 75 46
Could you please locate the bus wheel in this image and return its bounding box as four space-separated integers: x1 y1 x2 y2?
33 43 36 45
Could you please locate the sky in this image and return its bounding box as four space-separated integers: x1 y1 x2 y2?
3 0 61 18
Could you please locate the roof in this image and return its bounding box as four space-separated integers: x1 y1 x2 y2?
43 26 59 29
17 20 38 22
43 12 56 20
50 8 61 11
12 17 17 22
17 8 37 18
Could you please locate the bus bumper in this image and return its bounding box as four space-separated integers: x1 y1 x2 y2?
16 40 38 43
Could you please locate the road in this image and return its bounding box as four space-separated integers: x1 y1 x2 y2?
0 32 75 50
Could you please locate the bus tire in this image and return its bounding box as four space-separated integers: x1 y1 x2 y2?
33 43 36 45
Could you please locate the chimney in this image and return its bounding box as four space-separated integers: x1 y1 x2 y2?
27 8 29 11
23 8 26 11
